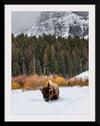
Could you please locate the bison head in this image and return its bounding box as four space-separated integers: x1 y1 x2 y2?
39 86 53 102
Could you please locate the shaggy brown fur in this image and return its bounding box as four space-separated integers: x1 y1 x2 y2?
39 80 59 102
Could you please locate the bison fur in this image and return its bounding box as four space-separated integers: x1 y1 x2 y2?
39 80 59 102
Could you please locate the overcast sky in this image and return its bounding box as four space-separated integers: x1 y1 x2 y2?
12 11 41 33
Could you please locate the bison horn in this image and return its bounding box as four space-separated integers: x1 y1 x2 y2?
47 82 49 87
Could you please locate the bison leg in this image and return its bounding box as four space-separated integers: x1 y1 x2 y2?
49 95 58 101
50 97 54 101
53 95 58 100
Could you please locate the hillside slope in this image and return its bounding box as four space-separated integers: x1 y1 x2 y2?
70 71 89 82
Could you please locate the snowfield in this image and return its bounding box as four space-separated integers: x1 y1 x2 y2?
76 71 89 81
70 70 89 82
12 86 88 115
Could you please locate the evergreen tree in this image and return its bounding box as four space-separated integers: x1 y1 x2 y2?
50 45 58 74
29 61 34 75
12 33 15 42
13 62 21 76
55 40 61 53
12 44 18 63
56 52 61 74
36 59 42 75
72 50 78 75
60 51 66 77
12 33 88 77
66 52 73 77
22 57 27 74
43 47 50 75
77 57 82 74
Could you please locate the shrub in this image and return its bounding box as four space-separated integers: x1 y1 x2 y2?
12 74 89 90
68 78 89 87
53 76 68 86
23 74 44 90
12 74 27 87
83 78 89 86
12 82 22 89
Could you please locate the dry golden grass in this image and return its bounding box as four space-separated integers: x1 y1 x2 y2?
12 74 89 90
22 74 44 90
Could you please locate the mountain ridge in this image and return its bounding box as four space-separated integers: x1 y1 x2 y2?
13 11 89 38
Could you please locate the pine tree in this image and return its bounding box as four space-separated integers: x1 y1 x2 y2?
55 40 61 53
66 51 73 77
43 47 49 75
12 33 15 42
29 61 34 75
60 51 66 77
50 45 58 74
13 62 21 76
77 57 82 74
12 33 88 77
72 50 78 75
56 52 61 75
57 51 66 77
36 59 42 75
22 57 27 74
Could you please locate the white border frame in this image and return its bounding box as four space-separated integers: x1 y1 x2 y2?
5 5 95 121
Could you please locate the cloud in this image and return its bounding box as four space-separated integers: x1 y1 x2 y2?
12 11 41 33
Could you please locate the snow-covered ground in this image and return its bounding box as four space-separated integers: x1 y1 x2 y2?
12 86 88 115
77 71 89 81
70 70 89 82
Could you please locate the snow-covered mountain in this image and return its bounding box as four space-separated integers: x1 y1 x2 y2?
13 11 89 38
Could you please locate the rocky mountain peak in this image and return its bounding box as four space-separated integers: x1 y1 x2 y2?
13 11 89 38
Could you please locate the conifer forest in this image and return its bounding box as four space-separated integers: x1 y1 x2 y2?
12 33 88 78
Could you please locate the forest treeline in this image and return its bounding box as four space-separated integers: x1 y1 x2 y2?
12 33 88 78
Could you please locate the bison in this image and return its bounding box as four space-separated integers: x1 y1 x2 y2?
39 80 59 102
